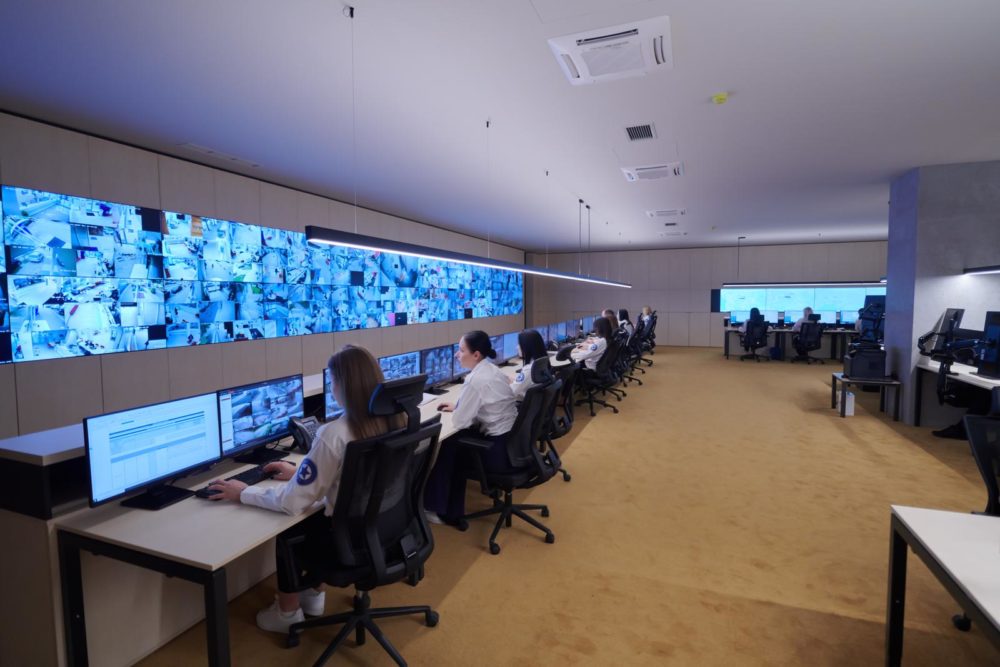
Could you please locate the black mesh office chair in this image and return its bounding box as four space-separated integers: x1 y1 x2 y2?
791 321 824 364
739 319 770 362
282 375 441 666
951 413 1000 633
542 360 578 482
576 338 623 415
457 361 561 554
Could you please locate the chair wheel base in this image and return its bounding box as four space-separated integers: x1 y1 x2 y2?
541 507 550 517
952 613 972 632
286 633 300 649
456 519 469 532
545 533 555 544
489 542 501 555
426 611 439 627
562 472 571 482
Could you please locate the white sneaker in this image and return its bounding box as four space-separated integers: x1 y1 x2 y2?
299 588 326 616
424 510 445 525
256 597 304 633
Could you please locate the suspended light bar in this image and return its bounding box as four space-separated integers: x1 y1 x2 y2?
963 264 1000 276
306 226 632 288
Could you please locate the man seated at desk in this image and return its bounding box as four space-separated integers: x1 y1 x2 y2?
791 307 813 332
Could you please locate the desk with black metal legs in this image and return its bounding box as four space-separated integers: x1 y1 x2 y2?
886 506 1000 666
912 358 1000 427
831 372 902 420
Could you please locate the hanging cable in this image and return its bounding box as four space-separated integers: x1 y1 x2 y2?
578 199 583 274
346 5 359 234
586 204 592 277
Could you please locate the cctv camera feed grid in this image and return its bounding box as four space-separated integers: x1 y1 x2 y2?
219 375 303 455
323 367 343 420
720 285 885 324
379 351 420 381
421 345 453 387
0 186 522 363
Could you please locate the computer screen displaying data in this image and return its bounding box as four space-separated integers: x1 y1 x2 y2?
85 392 221 505
379 351 420 381
218 374 303 455
323 367 343 420
503 331 520 361
490 334 506 364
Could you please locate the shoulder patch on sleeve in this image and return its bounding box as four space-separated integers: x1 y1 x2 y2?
590 344 598 351
515 372 525 383
297 458 318 486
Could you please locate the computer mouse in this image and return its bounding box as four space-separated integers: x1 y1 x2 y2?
195 487 222 499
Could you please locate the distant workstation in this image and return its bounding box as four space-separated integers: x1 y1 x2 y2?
1 308 658 666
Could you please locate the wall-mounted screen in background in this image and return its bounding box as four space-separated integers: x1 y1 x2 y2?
1 186 524 364
719 285 885 323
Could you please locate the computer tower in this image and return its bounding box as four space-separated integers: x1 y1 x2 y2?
843 347 886 379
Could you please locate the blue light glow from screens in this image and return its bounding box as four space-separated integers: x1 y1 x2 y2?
721 286 886 321
1 186 523 363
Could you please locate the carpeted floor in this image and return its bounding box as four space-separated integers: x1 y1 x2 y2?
139 347 996 666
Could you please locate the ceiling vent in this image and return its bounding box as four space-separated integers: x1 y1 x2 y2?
622 162 683 182
178 143 260 169
625 123 657 141
548 16 672 86
646 208 686 220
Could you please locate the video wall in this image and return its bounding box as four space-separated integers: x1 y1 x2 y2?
0 186 523 364
720 284 885 324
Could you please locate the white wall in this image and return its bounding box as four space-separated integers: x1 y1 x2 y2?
0 113 525 435
526 241 888 344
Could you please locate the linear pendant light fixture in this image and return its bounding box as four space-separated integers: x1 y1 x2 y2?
963 264 1000 276
305 226 632 288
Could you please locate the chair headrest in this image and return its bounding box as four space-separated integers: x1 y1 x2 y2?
530 356 553 383
555 344 575 361
368 374 428 432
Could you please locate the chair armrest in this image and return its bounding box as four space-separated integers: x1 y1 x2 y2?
453 434 494 451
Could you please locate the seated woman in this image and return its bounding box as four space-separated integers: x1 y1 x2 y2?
424 331 518 524
618 308 635 336
206 345 404 633
572 316 613 370
739 307 769 351
510 328 548 401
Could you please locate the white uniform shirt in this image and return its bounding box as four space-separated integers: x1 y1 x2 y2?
620 320 635 336
451 360 517 436
510 359 539 400
240 418 352 517
571 336 607 370
792 316 809 332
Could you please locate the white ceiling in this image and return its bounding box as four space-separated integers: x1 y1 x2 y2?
1 0 998 253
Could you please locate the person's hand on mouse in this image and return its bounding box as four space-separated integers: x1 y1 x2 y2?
437 402 454 412
262 460 297 481
206 478 246 501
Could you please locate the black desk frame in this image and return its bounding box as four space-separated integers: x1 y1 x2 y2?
59 530 230 667
885 514 1000 666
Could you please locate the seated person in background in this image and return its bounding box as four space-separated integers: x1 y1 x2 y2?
573 316 613 369
639 305 653 325
602 309 621 335
855 308 864 333
510 329 548 400
424 331 518 524
618 308 635 336
206 345 405 633
791 307 814 332
738 307 766 334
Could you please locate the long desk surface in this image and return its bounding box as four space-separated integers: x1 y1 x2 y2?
887 506 1000 665
723 326 857 360
912 358 1000 426
54 358 560 666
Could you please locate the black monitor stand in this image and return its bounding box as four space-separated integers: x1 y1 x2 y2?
425 385 449 396
233 444 287 465
121 484 193 510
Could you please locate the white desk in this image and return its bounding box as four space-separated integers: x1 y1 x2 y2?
886 506 1000 665
55 368 509 666
912 358 1000 426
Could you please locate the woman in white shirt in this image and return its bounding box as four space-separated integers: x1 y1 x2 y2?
206 345 404 634
618 308 635 336
510 329 548 400
572 316 613 370
424 330 518 524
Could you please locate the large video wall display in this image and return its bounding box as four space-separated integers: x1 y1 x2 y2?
0 186 523 364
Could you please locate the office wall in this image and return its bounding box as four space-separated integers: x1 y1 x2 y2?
0 113 524 435
886 160 1000 425
525 241 888 344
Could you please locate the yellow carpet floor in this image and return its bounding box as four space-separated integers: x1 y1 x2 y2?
139 347 996 666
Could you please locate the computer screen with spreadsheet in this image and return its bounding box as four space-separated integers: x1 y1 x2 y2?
85 392 221 506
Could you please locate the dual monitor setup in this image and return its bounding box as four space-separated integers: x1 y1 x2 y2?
918 308 1000 380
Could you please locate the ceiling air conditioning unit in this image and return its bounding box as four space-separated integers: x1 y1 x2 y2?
548 16 672 86
622 162 683 182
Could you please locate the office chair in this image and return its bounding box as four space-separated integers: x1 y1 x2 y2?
791 321 824 364
739 319 770 362
638 314 657 363
283 375 441 666
457 361 561 554
951 413 1000 633
543 361 578 482
576 338 624 415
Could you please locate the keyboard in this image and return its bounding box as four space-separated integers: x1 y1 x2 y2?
194 463 283 498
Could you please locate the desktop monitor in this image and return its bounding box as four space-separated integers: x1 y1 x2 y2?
978 312 1000 380
815 311 837 325
490 334 507 364
925 308 965 355
839 310 858 326
379 351 420 381
85 392 222 509
761 310 779 325
218 374 303 462
502 331 520 362
730 310 751 325
420 345 453 390
322 367 344 420
554 321 568 343
580 316 594 335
